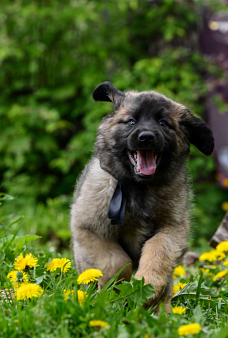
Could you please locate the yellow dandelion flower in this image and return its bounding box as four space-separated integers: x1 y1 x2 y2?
14 253 27 270
178 323 201 336
7 270 28 288
210 265 217 269
58 258 71 273
216 251 226 260
25 253 39 268
89 320 109 328
198 268 213 277
173 265 186 278
63 289 74 301
216 241 228 253
199 250 225 262
46 258 71 273
63 289 86 305
46 258 59 272
77 290 87 305
172 282 187 297
221 202 228 212
172 306 186 314
14 253 38 271
223 260 228 267
77 269 103 285
213 269 228 282
217 252 226 260
16 283 44 300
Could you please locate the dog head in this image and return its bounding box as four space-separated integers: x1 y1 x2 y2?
94 82 214 183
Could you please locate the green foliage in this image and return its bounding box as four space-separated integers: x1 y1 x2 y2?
212 94 228 114
1 227 228 337
0 201 228 338
0 193 71 253
1 195 228 337
0 0 227 245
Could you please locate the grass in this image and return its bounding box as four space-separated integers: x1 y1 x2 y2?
1 194 228 337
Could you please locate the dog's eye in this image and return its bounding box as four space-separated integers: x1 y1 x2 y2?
159 120 167 127
129 119 136 125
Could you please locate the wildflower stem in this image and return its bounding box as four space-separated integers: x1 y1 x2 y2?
33 266 36 281
195 271 203 306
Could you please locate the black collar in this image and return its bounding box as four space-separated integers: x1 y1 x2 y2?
100 164 127 225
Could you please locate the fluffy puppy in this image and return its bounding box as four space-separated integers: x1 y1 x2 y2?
70 82 214 309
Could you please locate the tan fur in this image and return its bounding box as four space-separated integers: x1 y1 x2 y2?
71 85 213 309
71 158 189 308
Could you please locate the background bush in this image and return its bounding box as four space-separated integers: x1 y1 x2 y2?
0 0 227 249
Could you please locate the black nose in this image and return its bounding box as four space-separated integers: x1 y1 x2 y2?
138 131 155 143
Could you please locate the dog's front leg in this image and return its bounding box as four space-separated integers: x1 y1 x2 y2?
135 228 188 310
72 228 133 290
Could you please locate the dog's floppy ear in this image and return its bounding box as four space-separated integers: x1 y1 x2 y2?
93 81 125 109
180 110 214 155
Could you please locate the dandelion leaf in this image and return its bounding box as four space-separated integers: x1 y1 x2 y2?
173 281 217 301
110 277 155 308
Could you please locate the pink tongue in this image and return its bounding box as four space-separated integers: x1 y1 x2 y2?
137 150 156 175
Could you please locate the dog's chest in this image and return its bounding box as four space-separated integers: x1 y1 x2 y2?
118 218 155 268
117 188 159 266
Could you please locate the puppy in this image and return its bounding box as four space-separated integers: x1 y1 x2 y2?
70 82 214 309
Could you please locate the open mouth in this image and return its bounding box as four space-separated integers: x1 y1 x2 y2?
128 150 161 176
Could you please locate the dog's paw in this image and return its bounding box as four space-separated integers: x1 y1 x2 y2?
134 270 151 285
143 296 158 310
135 270 165 294
135 270 171 311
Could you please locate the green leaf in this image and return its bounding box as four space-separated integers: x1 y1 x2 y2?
0 193 14 202
214 327 228 338
110 276 155 308
173 281 217 301
35 276 44 285
14 235 42 250
0 234 41 251
193 305 204 325
99 265 131 294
